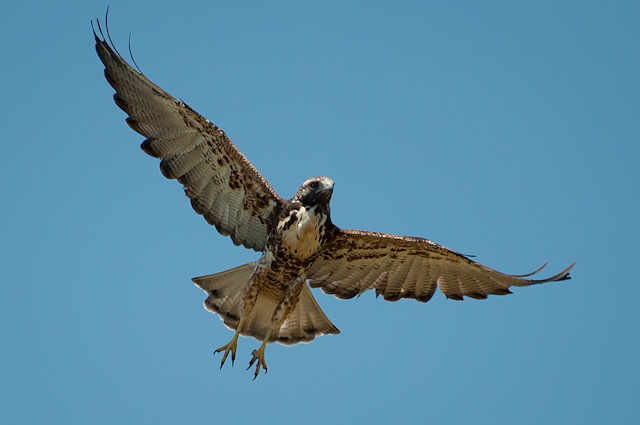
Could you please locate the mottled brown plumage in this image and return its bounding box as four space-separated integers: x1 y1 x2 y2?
94 19 574 379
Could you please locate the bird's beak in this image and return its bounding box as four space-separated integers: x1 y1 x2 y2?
318 182 334 200
324 182 334 193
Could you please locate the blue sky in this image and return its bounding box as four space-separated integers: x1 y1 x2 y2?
2 1 639 424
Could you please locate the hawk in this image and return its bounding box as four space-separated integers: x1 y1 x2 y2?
94 21 574 379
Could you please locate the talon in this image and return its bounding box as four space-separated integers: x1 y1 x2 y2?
248 347 268 380
214 333 239 370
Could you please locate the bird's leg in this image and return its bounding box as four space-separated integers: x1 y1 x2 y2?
214 318 244 368
214 268 263 369
247 327 273 379
248 274 306 380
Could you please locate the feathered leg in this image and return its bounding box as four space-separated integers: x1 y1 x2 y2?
248 274 306 379
214 267 262 369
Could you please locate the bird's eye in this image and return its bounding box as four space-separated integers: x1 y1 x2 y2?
310 181 320 189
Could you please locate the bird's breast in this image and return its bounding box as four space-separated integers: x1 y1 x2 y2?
276 206 327 260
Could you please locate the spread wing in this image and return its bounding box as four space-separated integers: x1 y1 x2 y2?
94 22 282 252
307 229 574 302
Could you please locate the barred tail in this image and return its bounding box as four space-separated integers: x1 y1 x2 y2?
192 263 339 346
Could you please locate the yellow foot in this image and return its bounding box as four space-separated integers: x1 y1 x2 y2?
213 334 239 369
247 346 268 380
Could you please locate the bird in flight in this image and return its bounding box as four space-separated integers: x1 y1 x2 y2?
94 19 574 379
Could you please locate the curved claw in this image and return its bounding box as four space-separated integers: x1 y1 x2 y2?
248 348 268 380
214 334 239 369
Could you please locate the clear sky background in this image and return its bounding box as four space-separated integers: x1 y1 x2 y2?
2 1 638 424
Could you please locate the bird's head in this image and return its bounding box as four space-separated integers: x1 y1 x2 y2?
293 176 334 208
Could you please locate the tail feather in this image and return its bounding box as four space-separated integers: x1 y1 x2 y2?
193 261 257 329
272 285 340 345
192 262 339 346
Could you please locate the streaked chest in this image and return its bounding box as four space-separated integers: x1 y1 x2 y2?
275 206 327 260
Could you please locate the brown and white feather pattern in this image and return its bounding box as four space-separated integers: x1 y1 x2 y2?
193 262 339 345
95 22 575 363
308 229 575 302
94 29 282 252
